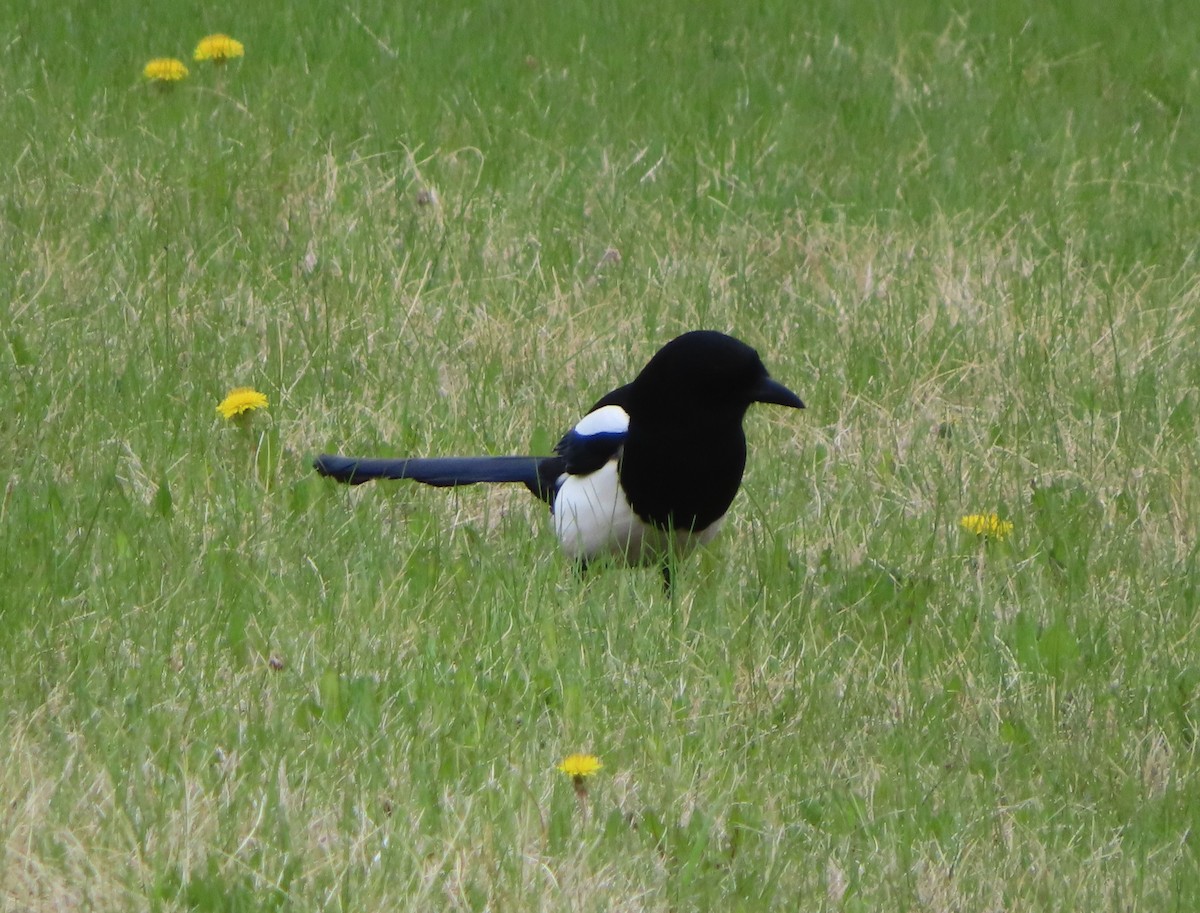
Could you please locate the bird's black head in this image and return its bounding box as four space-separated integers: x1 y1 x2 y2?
631 330 804 417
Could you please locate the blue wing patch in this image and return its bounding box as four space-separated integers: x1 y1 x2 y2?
554 404 629 476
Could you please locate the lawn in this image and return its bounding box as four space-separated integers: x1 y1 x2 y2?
3 0 1199 909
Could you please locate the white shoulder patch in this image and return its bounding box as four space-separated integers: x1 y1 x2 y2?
573 404 629 437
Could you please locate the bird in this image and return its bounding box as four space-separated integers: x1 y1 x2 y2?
314 330 804 588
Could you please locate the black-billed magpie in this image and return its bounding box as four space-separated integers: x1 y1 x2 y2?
314 331 804 586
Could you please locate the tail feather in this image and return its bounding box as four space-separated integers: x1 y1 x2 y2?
313 454 560 502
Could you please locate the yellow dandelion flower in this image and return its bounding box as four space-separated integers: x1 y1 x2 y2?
960 513 1014 540
143 58 189 82
194 33 245 63
557 754 602 779
217 387 268 419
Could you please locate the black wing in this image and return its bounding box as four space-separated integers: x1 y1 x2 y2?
553 386 632 476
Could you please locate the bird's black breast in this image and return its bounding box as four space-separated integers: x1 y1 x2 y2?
616 418 748 534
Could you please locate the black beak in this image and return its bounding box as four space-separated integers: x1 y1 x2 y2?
752 376 805 409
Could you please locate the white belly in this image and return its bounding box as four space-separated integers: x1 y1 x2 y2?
552 461 722 564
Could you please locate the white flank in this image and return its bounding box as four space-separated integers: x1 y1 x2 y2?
553 461 724 564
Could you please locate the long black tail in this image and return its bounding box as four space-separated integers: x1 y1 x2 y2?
313 454 560 503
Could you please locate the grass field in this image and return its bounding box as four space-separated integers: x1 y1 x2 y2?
3 0 1199 909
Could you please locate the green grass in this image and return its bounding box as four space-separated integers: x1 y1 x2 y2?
3 0 1200 908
